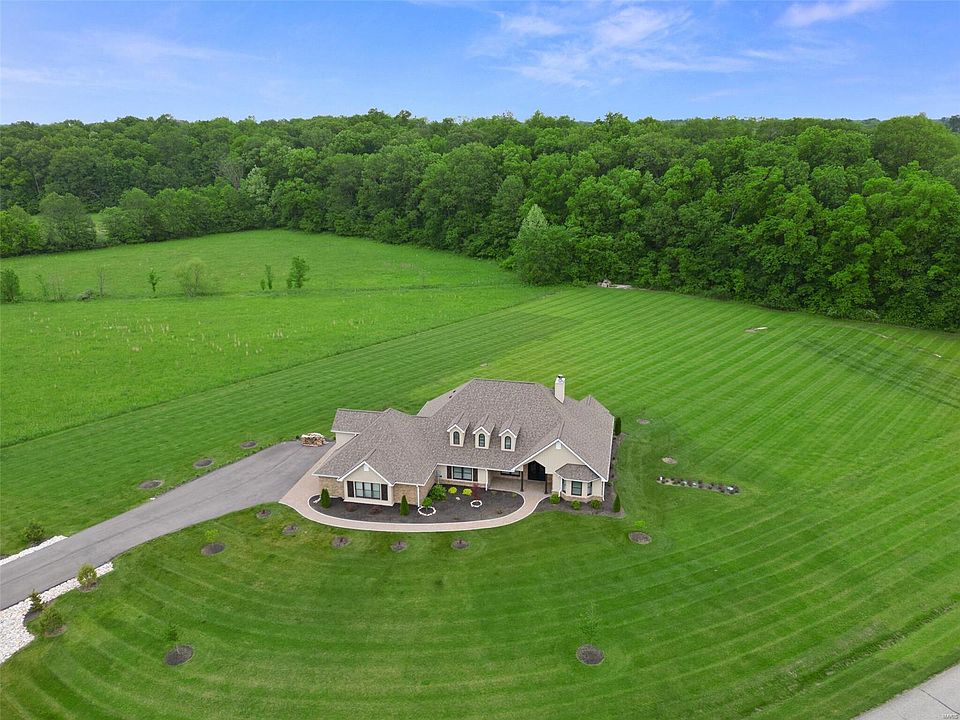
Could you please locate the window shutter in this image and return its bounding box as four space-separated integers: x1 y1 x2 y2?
381 484 387 501
446 466 452 479
347 480 354 497
472 467 477 481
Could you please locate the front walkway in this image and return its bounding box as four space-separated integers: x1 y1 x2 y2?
856 664 960 720
280 475 548 533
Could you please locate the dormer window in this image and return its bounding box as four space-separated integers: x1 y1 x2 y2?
477 433 486 448
448 424 464 447
503 435 512 450
452 430 461 446
500 428 516 451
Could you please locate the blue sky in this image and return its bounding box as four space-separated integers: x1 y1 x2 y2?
1 1 957 124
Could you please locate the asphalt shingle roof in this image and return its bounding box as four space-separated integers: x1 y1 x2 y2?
313 378 613 486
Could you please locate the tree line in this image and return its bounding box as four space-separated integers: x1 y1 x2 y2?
1 111 958 329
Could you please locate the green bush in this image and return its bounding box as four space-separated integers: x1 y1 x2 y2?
634 519 646 531
203 528 220 544
590 498 601 510
22 521 44 546
400 495 409 516
572 500 581 510
448 486 458 494
429 484 446 501
286 256 309 289
38 606 64 636
175 257 216 296
462 488 472 496
1 269 22 303
165 623 180 643
612 494 621 513
77 563 97 589
320 488 331 508
549 493 560 504
614 416 622 434
421 497 433 508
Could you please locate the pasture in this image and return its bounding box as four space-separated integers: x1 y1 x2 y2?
1 231 958 719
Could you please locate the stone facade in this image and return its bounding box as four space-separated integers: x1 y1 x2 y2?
316 474 342 499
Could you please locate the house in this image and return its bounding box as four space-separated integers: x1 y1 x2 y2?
306 376 615 507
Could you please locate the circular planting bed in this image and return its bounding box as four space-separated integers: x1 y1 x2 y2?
138 479 163 490
628 532 652 545
637 418 651 425
193 458 214 468
390 541 408 553
201 542 225 555
470 499 483 508
282 524 298 536
451 539 470 550
662 456 678 465
576 644 605 665
417 506 436 517
256 509 272 519
331 535 351 548
164 645 194 666
240 440 258 449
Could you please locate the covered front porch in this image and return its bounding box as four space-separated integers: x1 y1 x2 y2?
488 461 552 495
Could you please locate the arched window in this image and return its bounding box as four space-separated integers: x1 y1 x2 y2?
504 436 512 450
452 431 460 446
478 433 486 448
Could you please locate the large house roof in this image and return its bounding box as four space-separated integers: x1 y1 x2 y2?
314 378 614 486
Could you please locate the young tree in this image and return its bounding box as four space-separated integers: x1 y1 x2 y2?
264 264 274 290
320 488 331 508
400 495 409 516
97 267 106 299
39 605 65 636
175 258 214 296
612 494 621 513
1 269 22 303
28 591 44 615
22 521 44 546
77 564 98 589
148 268 160 295
286 256 309 288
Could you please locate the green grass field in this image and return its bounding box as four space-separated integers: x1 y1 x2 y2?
1 231 958 719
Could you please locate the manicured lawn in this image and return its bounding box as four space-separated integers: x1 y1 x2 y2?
1 236 958 718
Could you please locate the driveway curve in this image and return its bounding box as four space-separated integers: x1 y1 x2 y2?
0 441 330 609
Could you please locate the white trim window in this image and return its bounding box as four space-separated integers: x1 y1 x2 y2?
451 430 462 447
347 480 387 500
449 466 475 481
571 480 584 496
502 435 513 451
477 433 486 448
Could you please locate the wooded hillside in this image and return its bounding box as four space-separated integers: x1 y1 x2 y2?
2 111 958 329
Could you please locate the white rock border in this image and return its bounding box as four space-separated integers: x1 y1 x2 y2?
0 537 113 664
470 500 483 508
417 506 437 517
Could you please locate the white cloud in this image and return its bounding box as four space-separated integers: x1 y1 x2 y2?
594 6 686 47
500 13 565 38
779 0 885 28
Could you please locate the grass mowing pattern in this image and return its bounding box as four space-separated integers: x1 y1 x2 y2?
1 287 958 719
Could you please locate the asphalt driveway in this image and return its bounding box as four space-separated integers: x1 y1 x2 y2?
0 441 330 609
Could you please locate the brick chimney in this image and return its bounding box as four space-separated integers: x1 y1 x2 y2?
554 374 565 403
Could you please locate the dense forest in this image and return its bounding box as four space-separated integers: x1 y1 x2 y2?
1 111 959 330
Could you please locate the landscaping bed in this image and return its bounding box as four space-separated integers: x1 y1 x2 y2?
308 485 523 524
535 488 622 518
657 476 740 495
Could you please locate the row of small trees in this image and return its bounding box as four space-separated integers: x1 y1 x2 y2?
0 257 309 303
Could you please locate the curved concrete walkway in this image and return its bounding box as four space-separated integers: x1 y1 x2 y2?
280 474 547 533
856 664 959 720
0 441 330 609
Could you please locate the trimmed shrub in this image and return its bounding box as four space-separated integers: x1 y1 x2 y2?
612 494 621 513
634 519 646 531
421 497 433 508
320 488 331 508
28 591 44 615
462 488 472 496
203 528 220 544
429 484 446 501
572 500 582 510
400 495 409 516
448 486 458 494
549 493 560 504
22 521 44 546
590 498 602 510
614 416 622 435
77 564 97 589
38 606 64 636
1 269 23 303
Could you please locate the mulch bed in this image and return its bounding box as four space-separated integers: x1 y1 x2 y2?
657 476 740 495
331 535 350 548
309 487 523 525
628 532 652 545
282 524 298 536
201 542 225 555
390 541 408 553
576 644 605 665
138 479 163 490
164 645 194 666
240 440 258 449
44 625 66 638
193 458 214 468
451 539 469 550
662 456 678 464
636 418 651 425
256 509 272 519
